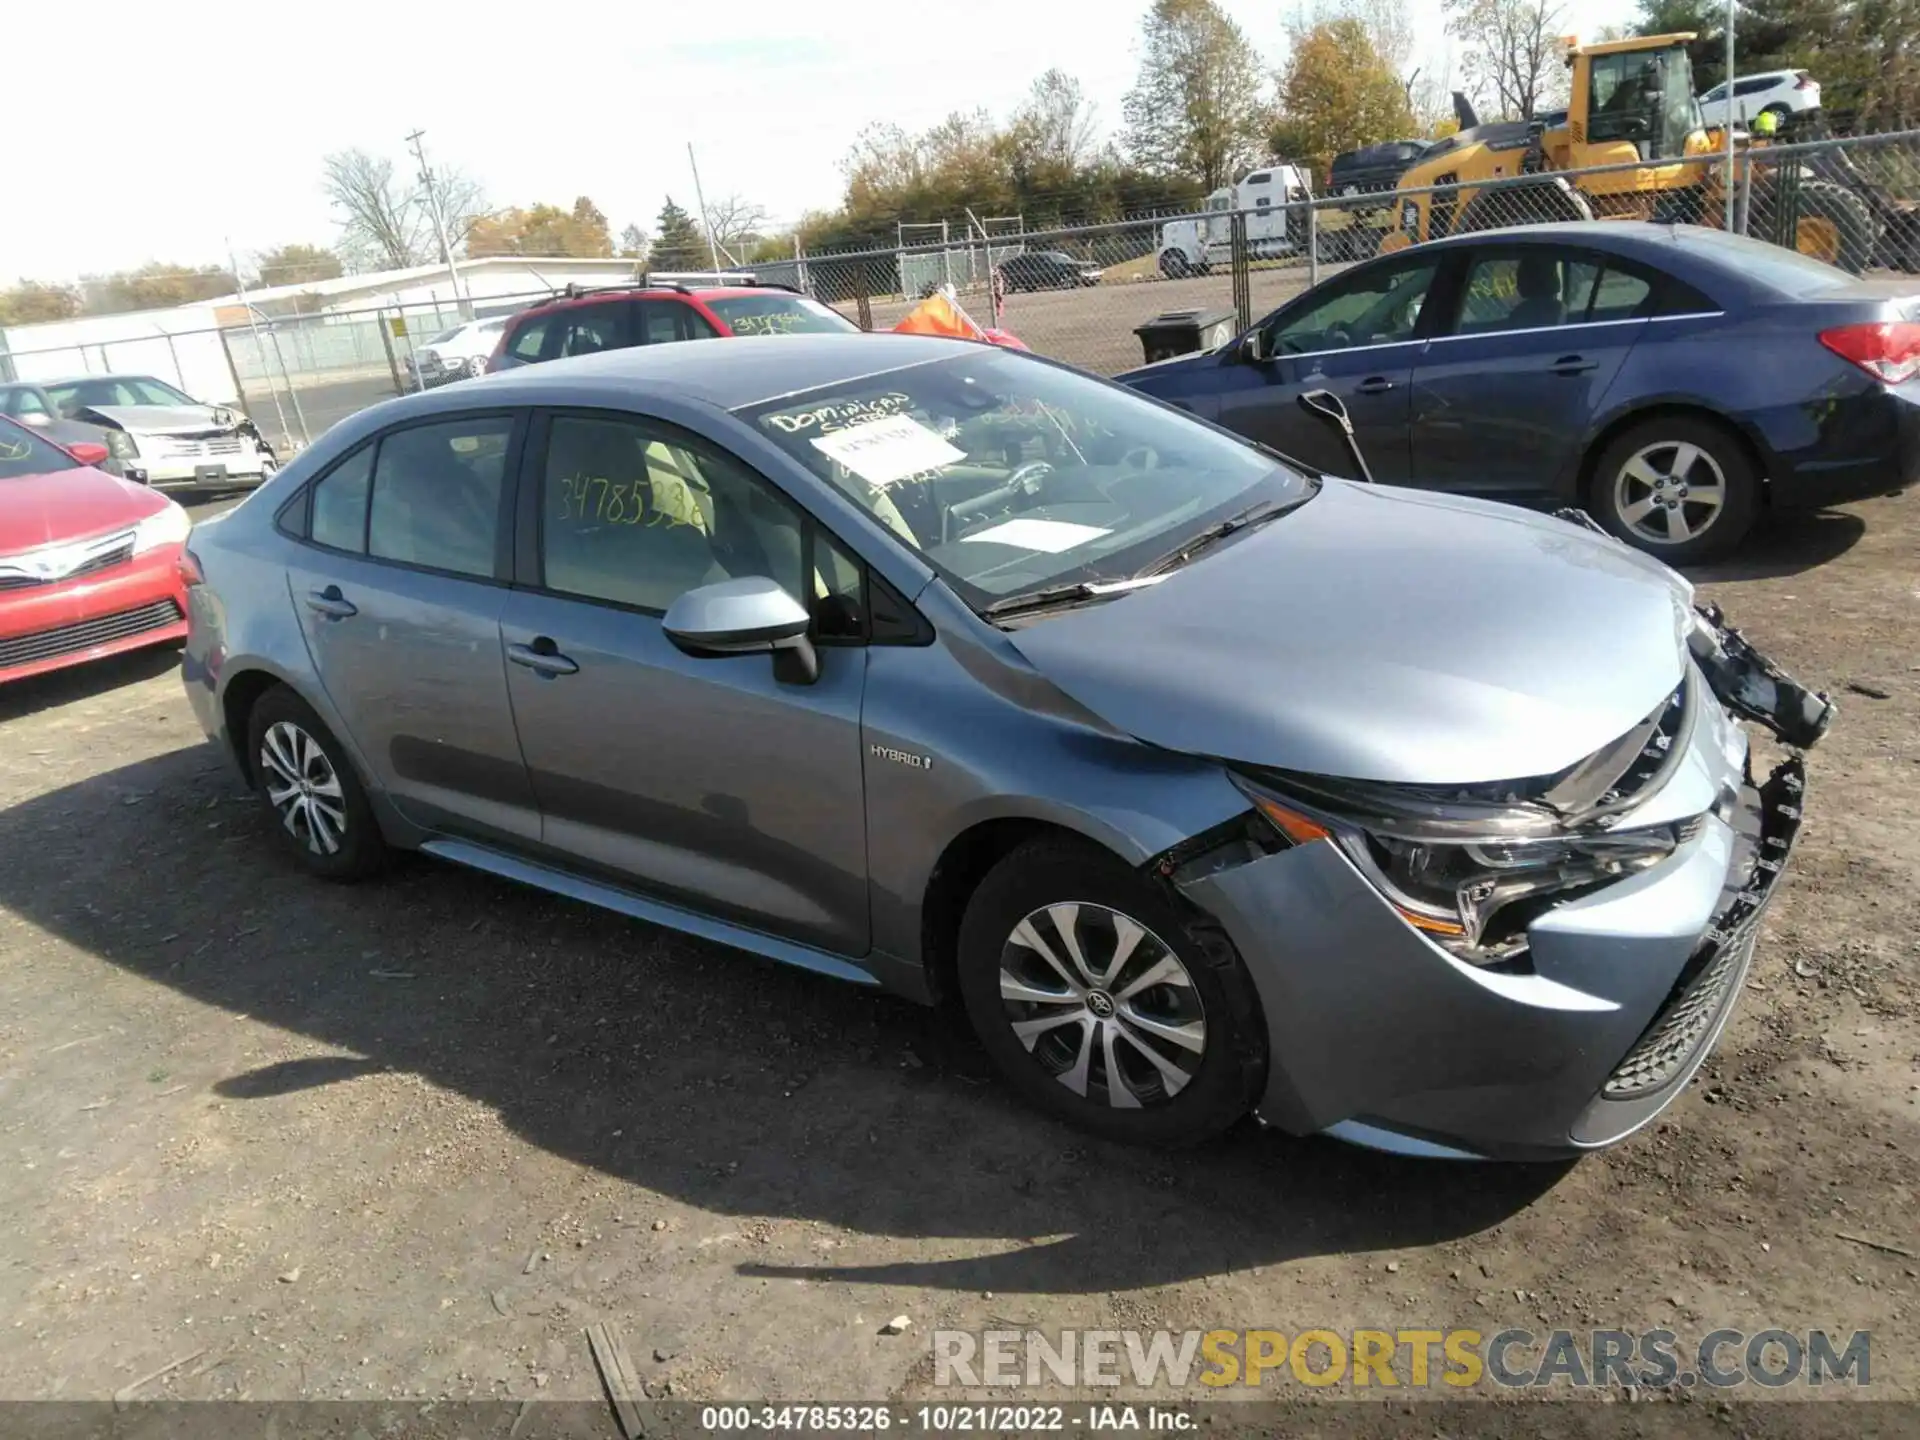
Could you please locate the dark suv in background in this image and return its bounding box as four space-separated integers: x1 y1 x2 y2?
487 279 858 373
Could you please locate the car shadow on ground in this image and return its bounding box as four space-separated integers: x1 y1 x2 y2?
1683 508 1867 584
0 646 182 723
0 743 1570 1295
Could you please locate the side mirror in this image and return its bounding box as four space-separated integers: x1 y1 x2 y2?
1239 328 1274 364
663 575 819 684
67 441 111 467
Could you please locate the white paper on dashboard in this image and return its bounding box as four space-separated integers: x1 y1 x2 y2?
808 415 965 487
959 518 1111 553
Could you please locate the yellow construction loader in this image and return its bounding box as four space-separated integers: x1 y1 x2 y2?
1379 33 1899 273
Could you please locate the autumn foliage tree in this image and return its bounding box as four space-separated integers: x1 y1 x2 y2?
1272 19 1417 175
0 281 83 326
253 243 344 288
467 197 614 258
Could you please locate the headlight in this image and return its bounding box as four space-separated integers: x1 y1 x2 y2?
1232 771 1691 964
132 501 192 554
106 429 139 459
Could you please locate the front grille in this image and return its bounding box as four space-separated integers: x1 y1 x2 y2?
1602 760 1806 1100
0 598 182 670
1603 936 1747 1098
154 434 244 460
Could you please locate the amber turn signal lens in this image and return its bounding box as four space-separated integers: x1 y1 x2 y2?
1249 793 1332 845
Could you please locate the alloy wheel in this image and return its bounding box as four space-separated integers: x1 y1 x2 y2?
259 720 348 855
1612 440 1727 546
996 902 1207 1109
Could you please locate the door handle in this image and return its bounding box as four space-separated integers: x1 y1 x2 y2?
1355 376 1396 395
304 585 357 620
1550 355 1599 375
507 638 578 677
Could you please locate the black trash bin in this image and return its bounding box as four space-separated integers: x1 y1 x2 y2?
1132 308 1237 366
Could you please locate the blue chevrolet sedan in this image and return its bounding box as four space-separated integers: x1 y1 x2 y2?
1119 222 1918 562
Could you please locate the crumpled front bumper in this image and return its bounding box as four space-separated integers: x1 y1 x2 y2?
1177 608 1831 1161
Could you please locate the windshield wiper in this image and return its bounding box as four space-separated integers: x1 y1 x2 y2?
1132 498 1297 580
980 574 1170 621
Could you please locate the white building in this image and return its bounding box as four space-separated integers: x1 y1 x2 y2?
0 256 645 407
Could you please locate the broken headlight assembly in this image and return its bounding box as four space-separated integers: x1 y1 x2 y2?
1231 770 1694 965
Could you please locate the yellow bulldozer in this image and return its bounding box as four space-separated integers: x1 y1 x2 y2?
1379 33 1917 274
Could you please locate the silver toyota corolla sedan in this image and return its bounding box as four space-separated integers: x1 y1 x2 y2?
179 333 1833 1160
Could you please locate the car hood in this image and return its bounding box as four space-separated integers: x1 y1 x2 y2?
1116 349 1217 383
1004 480 1694 786
77 403 238 435
0 465 170 553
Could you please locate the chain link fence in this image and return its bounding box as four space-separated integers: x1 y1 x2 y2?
2 128 1914 460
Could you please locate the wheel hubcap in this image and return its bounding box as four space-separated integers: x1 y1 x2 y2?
259 720 347 856
997 903 1207 1110
1614 441 1726 545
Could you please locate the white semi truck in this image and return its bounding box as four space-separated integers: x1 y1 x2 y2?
1156 163 1316 277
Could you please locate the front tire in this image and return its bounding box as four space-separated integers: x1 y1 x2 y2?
956 838 1267 1146
1158 250 1191 280
1589 415 1759 564
246 686 387 880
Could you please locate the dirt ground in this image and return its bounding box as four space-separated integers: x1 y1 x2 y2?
0 493 1915 1421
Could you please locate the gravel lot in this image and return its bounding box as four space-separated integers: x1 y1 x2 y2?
0 482 1914 1418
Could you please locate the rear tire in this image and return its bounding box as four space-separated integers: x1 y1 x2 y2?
1588 415 1759 564
1790 178 1880 275
246 686 387 881
1158 250 1191 279
956 838 1267 1147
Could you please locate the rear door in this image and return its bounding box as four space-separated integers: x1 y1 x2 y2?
1208 250 1447 484
282 409 540 844
1408 244 1654 502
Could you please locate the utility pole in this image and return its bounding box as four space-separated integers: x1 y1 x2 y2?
1723 0 1737 231
407 128 469 312
686 143 726 273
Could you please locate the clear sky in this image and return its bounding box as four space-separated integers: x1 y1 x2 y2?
5 0 1637 284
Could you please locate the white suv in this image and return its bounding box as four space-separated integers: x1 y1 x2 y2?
1700 70 1820 129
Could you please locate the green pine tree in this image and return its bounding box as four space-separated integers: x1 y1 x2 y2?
650 197 709 271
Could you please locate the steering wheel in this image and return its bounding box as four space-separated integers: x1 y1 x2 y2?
1118 446 1160 472
1324 324 1355 349
1006 459 1054 502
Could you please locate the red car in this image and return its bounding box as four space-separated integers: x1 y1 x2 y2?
486 278 862 373
0 415 192 685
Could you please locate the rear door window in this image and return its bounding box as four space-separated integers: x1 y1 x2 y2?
366 417 513 578
555 303 628 357
634 299 717 343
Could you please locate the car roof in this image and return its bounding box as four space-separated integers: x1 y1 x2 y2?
516 286 801 317
0 373 165 388
445 333 988 411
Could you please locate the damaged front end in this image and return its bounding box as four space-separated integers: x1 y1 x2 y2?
1160 590 1833 1158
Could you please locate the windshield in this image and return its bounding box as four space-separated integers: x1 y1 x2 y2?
1588 44 1702 159
737 350 1312 608
45 376 197 415
705 294 858 337
0 418 80 479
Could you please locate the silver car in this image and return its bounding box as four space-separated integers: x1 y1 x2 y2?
179 334 1832 1160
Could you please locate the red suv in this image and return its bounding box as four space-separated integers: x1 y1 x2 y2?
486 278 859 373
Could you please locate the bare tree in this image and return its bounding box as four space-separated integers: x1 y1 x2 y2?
1011 69 1101 172
323 150 427 270
1443 0 1569 120
702 194 771 264
322 147 489 271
